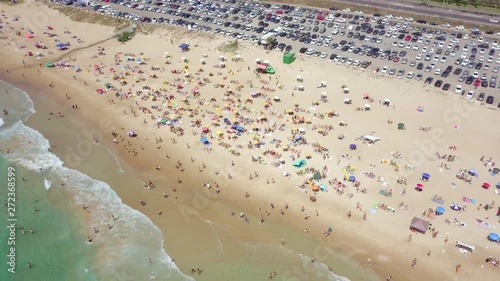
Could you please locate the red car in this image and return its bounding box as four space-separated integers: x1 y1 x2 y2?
276 10 283 14
393 57 400 62
404 35 412 41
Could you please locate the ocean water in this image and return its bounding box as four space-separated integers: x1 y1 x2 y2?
0 80 193 281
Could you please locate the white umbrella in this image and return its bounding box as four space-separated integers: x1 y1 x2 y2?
321 92 327 97
344 98 351 102
364 104 371 108
384 98 390 102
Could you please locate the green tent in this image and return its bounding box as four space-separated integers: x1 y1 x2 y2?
293 159 306 168
44 62 54 68
283 51 296 64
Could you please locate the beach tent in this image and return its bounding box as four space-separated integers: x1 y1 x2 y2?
435 206 445 215
292 159 306 168
179 43 189 52
200 137 210 145
450 203 461 211
410 217 430 234
455 241 475 253
488 233 499 242
361 135 381 143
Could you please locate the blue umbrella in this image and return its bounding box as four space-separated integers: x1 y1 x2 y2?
496 182 500 189
468 169 477 176
422 173 430 179
488 233 499 242
435 206 445 215
349 176 356 182
349 144 357 150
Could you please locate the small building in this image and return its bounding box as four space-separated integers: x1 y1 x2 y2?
283 51 295 64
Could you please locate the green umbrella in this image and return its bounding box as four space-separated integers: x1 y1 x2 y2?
398 123 405 130
44 62 54 67
105 83 112 88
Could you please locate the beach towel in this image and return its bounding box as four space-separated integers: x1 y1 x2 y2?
431 198 445 205
462 197 476 204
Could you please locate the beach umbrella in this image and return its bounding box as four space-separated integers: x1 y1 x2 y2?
422 173 430 180
482 182 491 189
44 62 54 68
349 144 357 150
312 185 320 192
497 182 500 189
450 203 461 211
435 206 445 215
349 176 356 182
127 131 137 137
415 183 424 191
488 233 500 242
398 123 405 130
468 169 477 176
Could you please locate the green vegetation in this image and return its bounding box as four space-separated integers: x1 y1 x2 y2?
217 40 240 53
427 0 499 9
118 31 133 43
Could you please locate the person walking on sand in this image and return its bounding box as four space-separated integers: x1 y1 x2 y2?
411 258 417 268
455 264 461 272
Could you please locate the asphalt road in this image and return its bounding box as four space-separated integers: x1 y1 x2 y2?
334 0 500 27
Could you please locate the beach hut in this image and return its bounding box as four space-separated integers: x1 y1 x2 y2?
435 206 445 215
398 123 405 130
283 51 296 64
409 217 430 234
179 43 189 52
487 233 499 242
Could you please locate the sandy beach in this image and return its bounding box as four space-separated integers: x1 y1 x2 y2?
1 2 499 281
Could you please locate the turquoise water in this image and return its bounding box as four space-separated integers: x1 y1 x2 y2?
0 154 99 281
0 80 193 281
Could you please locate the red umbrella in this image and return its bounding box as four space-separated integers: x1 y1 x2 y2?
482 182 490 189
415 183 424 191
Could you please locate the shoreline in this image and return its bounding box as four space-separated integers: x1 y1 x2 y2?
1 2 500 281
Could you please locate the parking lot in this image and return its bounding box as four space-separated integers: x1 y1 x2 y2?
53 0 500 107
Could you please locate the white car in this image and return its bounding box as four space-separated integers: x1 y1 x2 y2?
381 66 389 74
440 57 447 63
416 54 423 60
455 85 463 94
465 90 475 99
434 69 441 75
406 72 415 79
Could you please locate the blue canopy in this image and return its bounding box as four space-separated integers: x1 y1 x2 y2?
349 144 357 149
349 176 356 182
200 137 209 144
179 43 189 49
488 233 499 242
422 173 430 179
435 206 445 215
